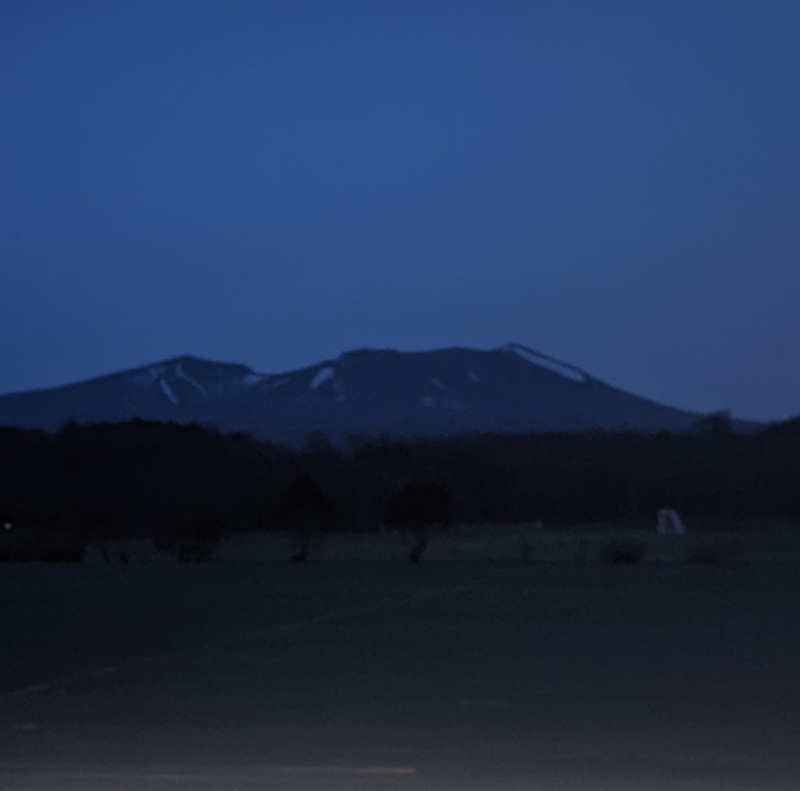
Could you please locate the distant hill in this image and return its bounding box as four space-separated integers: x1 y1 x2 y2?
0 344 752 442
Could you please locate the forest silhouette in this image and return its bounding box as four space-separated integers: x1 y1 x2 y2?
1 415 799 561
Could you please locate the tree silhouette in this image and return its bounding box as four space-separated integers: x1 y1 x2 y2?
385 480 451 562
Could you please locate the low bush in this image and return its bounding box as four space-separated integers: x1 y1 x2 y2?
0 527 85 563
602 539 645 565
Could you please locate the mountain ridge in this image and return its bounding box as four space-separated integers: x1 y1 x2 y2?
0 344 751 441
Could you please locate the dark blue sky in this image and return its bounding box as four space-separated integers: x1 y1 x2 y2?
2 1 799 421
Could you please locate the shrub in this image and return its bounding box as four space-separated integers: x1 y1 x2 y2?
602 539 645 565
0 527 84 563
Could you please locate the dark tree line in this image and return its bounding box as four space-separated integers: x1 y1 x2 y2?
1 416 799 559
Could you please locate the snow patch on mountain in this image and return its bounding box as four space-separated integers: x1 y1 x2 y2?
310 366 335 390
467 371 480 383
159 379 179 405
431 377 446 390
175 362 207 396
242 373 264 386
503 344 586 383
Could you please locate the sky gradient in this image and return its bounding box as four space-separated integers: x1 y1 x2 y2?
2 1 799 421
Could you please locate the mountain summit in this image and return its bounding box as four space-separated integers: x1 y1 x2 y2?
0 344 727 441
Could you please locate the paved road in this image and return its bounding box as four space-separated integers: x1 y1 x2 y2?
2 560 800 789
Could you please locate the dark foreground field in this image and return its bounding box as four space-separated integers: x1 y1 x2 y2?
2 558 800 790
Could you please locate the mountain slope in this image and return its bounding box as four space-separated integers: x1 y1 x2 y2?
0 344 733 441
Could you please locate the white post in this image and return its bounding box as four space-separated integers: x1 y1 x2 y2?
657 509 686 536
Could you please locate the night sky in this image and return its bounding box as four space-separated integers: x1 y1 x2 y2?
2 1 799 421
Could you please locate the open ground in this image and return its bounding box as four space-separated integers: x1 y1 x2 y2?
2 530 800 790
